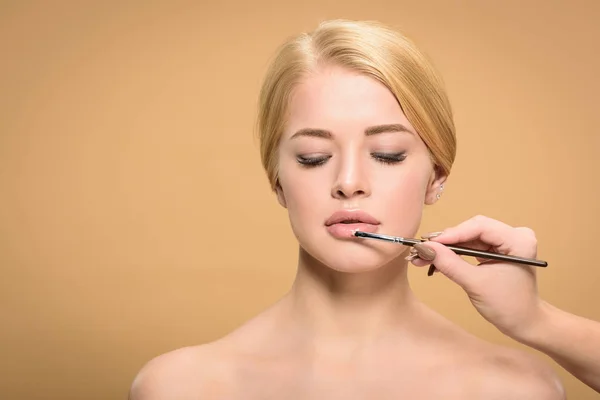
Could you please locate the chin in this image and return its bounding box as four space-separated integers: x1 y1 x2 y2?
300 241 405 274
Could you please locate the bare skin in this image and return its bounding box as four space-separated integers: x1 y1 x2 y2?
130 253 563 399
414 215 600 393
129 66 565 399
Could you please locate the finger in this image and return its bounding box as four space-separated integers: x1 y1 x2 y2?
409 241 478 289
426 215 516 254
421 233 493 252
412 249 493 271
420 235 494 267
410 258 430 267
445 239 494 253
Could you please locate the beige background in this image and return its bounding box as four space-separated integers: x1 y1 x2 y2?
1 1 599 399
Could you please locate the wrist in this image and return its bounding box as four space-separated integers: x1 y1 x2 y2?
508 300 556 348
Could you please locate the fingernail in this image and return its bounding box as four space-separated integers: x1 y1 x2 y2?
413 243 436 261
421 231 444 239
409 247 418 255
427 264 437 276
405 254 419 261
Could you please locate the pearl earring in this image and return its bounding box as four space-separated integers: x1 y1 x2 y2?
436 184 444 200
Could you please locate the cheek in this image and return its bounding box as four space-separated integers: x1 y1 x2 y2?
377 170 429 225
280 181 325 241
378 164 429 200
279 167 324 219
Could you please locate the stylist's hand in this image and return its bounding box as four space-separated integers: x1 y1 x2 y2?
411 215 544 340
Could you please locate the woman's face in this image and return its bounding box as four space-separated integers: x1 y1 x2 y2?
276 65 445 272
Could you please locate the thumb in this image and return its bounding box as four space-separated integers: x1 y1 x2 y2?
413 241 478 289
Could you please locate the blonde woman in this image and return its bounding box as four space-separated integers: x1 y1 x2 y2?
130 20 565 399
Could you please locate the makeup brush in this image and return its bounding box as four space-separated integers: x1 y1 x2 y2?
353 231 548 275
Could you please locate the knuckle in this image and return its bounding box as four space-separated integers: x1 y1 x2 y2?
471 214 488 228
515 226 538 249
515 226 536 239
472 214 489 224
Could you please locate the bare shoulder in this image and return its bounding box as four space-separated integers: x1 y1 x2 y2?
422 308 564 399
128 342 235 400
473 345 565 400
127 308 279 400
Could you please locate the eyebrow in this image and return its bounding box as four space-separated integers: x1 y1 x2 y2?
290 123 413 140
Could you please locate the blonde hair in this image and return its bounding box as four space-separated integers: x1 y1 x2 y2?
256 19 456 191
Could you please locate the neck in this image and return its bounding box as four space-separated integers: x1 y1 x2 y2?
282 247 420 346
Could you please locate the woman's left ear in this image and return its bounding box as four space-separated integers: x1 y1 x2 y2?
275 180 288 208
425 166 447 205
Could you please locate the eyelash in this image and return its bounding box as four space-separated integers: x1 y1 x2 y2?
296 152 407 167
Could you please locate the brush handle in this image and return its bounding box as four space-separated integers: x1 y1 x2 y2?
441 243 547 267
354 231 547 267
397 237 547 267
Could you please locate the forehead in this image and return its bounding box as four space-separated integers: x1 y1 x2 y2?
284 65 411 137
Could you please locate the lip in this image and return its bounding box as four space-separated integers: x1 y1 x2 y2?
325 209 380 239
325 209 381 226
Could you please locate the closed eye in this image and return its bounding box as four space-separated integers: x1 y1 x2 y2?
296 152 407 168
296 155 331 167
372 152 407 164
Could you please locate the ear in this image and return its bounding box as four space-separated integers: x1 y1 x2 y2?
424 165 448 205
275 180 287 208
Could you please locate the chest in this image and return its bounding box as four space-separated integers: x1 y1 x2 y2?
228 358 480 400
235 379 470 400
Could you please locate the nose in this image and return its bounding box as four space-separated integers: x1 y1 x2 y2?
331 153 371 199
